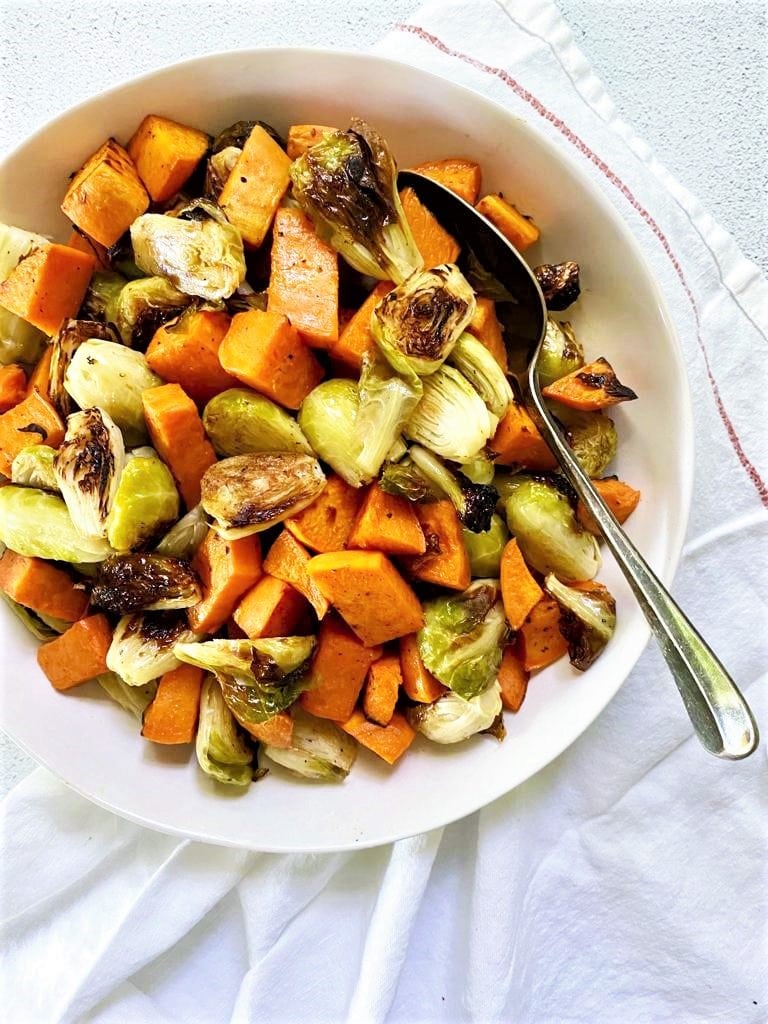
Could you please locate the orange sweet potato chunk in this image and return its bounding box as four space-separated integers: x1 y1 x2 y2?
127 114 210 203
146 309 238 403
37 614 112 691
339 709 415 765
300 615 382 721
347 484 426 556
61 139 149 248
0 244 95 335
141 664 204 744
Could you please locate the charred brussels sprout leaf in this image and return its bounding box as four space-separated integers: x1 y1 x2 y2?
113 276 192 348
372 265 476 377
290 118 422 283
405 365 498 464
92 553 201 615
533 261 581 311
11 444 59 491
196 675 254 787
298 379 371 487
54 408 126 540
447 332 512 418
50 319 115 418
97 672 157 717
79 272 126 325
545 574 616 670
203 388 311 457
536 319 584 389
0 486 113 562
107 610 199 686
409 445 498 533
409 683 503 744
205 146 241 200
554 406 618 478
106 452 180 552
418 580 507 699
201 452 325 539
505 477 600 581
263 708 357 781
155 503 208 561
463 513 510 577
379 457 439 503
131 199 246 301
356 350 423 479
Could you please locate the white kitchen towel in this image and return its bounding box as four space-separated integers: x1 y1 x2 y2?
2 1 767 1022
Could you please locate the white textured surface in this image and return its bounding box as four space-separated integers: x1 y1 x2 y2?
0 0 765 794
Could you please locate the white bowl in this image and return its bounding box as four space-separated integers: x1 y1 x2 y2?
0 48 693 851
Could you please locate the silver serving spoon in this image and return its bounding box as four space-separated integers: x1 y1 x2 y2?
399 170 758 759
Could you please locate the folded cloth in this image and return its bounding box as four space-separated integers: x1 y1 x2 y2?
2 2 767 1021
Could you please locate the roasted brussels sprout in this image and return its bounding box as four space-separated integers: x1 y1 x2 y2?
78 271 126 325
130 199 246 301
212 119 284 154
200 452 325 539
463 514 510 576
64 339 162 446
106 232 145 280
205 146 240 200
372 265 476 377
545 573 616 671
0 486 113 562
493 470 526 507
554 406 618 478
0 592 69 641
355 351 423 479
535 319 584 389
97 672 157 717
0 222 48 366
106 610 199 686
113 276 192 349
533 261 581 311
504 477 600 581
54 408 126 540
50 319 114 417
290 118 422 283
460 453 496 485
11 444 58 491
409 445 498 533
298 379 371 487
263 708 357 781
224 285 269 316
379 457 439 503
92 554 201 614
404 365 498 463
203 389 312 458
409 682 503 744
155 503 208 561
196 675 253 787
418 580 507 699
106 451 180 552
447 332 512 418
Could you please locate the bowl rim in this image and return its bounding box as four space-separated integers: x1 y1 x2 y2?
0 45 695 850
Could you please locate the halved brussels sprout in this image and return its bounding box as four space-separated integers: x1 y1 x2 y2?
11 444 58 491
97 672 157 717
461 453 496 485
79 271 126 326
536 319 584 389
196 675 253 787
201 452 325 539
106 452 180 552
447 332 512 418
263 708 357 781
298 380 370 488
505 477 600 581
408 682 502 744
212 119 284 153
409 445 498 533
0 486 113 562
463 514 510 577
404 365 498 463
155 503 208 561
225 285 269 316
0 222 47 366
0 592 69 641
372 265 476 377
54 408 126 540
290 118 422 283
553 406 618 478
64 339 162 446
355 351 423 479
533 262 581 311
50 320 114 417
107 610 199 686
92 554 201 615
114 276 192 348
203 388 312 457
379 457 438 503
545 574 616 670
130 199 246 301
205 146 241 200
418 580 507 700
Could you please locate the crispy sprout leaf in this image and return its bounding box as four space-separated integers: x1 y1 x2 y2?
196 675 253 787
54 408 126 540
263 708 357 781
545 574 616 670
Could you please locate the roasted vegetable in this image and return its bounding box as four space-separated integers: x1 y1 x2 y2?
504 477 600 581
446 332 512 418
205 146 240 200
113 276 192 349
533 262 581 311
0 486 113 562
543 357 637 410
212 119 284 154
130 199 246 301
92 553 201 614
155 503 208 560
405 500 471 591
298 379 370 488
460 453 496 485
355 351 423 479
418 580 507 699
11 444 58 491
379 457 439 503
0 223 49 366
0 592 69 641
409 444 498 533
545 574 616 670
347 482 426 556
475 193 540 252
371 265 475 377
106 450 180 551
142 383 216 508
203 388 312 457
127 113 210 204
405 365 498 463
554 406 618 478
196 674 253 786
263 708 357 781
290 118 422 283
535 318 584 390
408 682 502 744
37 613 112 691
200 452 325 539
463 513 509 576
64 340 162 446
78 271 125 325
106 610 198 686
54 408 125 539
0 241 95 335
219 125 292 248
97 672 157 717
49 319 114 417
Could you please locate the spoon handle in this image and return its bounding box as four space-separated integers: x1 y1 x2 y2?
528 390 758 759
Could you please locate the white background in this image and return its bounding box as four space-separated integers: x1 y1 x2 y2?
0 0 766 791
